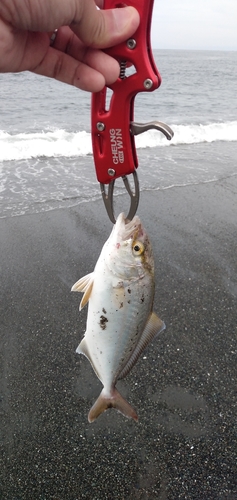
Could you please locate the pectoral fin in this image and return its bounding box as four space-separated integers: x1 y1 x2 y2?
71 272 94 310
118 312 165 380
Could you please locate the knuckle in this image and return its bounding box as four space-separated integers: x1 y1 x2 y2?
52 53 64 80
65 33 75 55
85 14 106 47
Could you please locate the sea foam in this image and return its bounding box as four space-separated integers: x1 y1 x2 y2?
0 121 236 162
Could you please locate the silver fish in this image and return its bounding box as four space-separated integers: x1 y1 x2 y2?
71 213 165 422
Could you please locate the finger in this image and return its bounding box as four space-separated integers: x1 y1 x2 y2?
0 0 139 43
95 0 104 8
51 26 120 85
33 46 108 92
83 49 120 86
72 3 140 48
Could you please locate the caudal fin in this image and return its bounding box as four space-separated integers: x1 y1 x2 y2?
88 388 138 423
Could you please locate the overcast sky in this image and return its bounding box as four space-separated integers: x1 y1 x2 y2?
151 0 237 50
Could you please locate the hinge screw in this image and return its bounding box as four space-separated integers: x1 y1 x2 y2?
143 79 153 89
127 39 136 49
97 122 105 131
108 169 116 177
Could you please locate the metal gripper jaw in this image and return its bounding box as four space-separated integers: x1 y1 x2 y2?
100 121 174 224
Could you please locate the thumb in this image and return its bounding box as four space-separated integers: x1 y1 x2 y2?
72 2 140 48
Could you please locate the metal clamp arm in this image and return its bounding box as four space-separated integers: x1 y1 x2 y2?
91 0 161 185
90 0 174 223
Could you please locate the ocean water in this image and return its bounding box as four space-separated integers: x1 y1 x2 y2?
0 49 237 218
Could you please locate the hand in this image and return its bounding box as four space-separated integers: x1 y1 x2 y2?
0 0 140 91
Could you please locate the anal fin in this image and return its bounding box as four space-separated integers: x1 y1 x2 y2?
118 312 165 380
77 338 101 382
76 337 90 357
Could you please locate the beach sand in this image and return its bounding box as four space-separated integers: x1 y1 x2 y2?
1 177 236 499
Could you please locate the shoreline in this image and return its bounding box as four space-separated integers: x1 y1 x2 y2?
1 177 236 498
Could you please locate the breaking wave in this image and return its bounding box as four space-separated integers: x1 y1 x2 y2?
0 121 236 162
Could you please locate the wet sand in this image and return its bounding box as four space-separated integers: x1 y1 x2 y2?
1 177 237 499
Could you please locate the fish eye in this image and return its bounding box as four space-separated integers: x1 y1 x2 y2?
132 240 145 256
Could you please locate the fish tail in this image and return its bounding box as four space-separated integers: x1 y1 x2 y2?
88 388 138 423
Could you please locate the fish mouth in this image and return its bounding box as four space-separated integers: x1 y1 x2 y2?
115 213 142 242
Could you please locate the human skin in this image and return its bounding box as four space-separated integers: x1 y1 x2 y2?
0 0 140 91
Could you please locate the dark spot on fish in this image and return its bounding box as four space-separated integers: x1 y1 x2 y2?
128 300 131 304
99 315 108 330
140 294 144 303
102 308 107 314
119 302 123 309
128 288 131 294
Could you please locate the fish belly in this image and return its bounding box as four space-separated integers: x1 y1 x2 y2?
83 271 154 391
